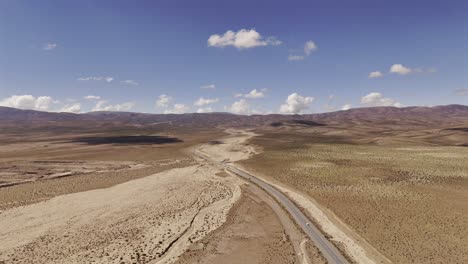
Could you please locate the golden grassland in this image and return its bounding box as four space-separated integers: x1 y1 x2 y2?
240 131 468 263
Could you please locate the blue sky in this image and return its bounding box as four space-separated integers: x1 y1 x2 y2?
1 0 467 114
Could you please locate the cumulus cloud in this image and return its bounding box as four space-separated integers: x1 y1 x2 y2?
78 76 114 82
84 95 101 100
389 64 412 75
289 40 317 61
288 55 305 61
196 107 214 113
156 95 191 114
454 88 468 96
43 43 57 51
92 100 135 112
279 93 314 114
368 71 383 78
341 104 352 111
245 89 266 98
0 95 54 111
200 84 216 90
164 104 190 114
194 97 219 106
360 92 403 107
60 103 81 113
304 41 317 55
121 80 139 86
34 96 54 111
156 94 172 108
226 99 250 115
236 89 267 99
208 29 281 49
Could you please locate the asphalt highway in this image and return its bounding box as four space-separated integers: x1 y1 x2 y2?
195 149 350 264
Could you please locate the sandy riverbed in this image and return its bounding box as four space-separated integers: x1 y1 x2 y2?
0 165 241 263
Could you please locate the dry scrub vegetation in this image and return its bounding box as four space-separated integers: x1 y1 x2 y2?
0 125 248 263
241 132 468 263
0 124 224 210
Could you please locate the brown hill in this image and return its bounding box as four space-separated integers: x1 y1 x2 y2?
0 104 467 128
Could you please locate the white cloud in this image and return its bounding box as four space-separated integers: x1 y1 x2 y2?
156 95 191 114
208 29 281 49
244 89 265 98
14 96 39 110
164 104 190 114
43 43 57 51
304 41 317 55
84 95 101 100
78 76 114 82
368 71 383 78
387 64 436 76
236 88 267 99
288 55 305 61
0 95 54 111
196 107 214 113
360 92 403 107
92 100 135 112
389 64 412 75
454 88 468 96
341 104 352 110
60 103 81 113
121 80 139 86
289 40 317 61
194 97 219 106
279 93 314 114
200 84 216 90
34 96 54 111
156 94 172 108
226 99 250 115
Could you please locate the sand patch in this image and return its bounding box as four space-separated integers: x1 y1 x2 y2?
0 165 241 263
198 129 258 163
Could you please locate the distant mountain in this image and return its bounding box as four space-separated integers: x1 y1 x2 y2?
0 107 83 122
308 105 468 126
1 105 467 127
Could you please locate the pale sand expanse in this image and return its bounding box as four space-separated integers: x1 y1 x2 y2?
0 165 241 263
210 129 390 264
198 129 258 163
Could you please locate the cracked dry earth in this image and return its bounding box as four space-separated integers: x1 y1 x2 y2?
0 165 241 263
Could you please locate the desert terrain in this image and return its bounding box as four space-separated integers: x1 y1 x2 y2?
0 122 310 264
240 119 468 263
1 105 468 263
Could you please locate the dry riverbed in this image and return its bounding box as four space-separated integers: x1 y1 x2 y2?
0 165 241 263
0 129 306 264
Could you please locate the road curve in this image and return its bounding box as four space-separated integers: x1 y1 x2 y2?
195 149 350 264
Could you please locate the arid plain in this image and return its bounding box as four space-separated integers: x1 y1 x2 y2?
241 119 468 263
0 105 467 263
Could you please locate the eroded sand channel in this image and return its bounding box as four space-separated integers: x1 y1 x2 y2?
0 165 241 263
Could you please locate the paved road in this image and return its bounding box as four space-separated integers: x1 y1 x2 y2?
195 150 350 264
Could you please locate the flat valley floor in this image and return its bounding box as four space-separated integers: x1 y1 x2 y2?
1 123 467 263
